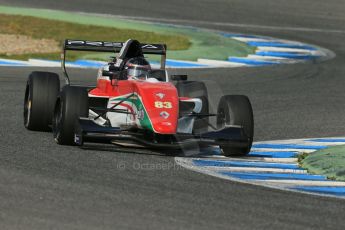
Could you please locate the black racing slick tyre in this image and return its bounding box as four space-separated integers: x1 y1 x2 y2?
24 71 60 131
52 86 89 145
176 81 209 134
217 95 254 156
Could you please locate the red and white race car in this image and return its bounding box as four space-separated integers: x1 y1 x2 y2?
24 39 254 156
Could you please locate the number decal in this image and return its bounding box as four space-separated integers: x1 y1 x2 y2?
155 101 163 108
163 102 172 108
155 101 172 108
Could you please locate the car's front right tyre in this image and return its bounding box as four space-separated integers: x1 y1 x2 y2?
52 86 89 145
217 95 254 156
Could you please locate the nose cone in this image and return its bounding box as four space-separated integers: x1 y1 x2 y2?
153 121 176 134
146 102 179 134
135 81 179 134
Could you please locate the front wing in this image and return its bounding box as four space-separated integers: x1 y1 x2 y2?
75 118 250 150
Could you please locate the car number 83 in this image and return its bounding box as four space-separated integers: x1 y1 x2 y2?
154 101 172 108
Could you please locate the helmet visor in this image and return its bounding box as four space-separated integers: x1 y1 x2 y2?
127 66 150 80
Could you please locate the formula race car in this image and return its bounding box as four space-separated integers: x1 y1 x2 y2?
24 39 254 156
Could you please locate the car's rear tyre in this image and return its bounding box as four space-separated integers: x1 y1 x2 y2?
217 95 254 156
176 81 209 134
52 86 89 145
24 71 60 131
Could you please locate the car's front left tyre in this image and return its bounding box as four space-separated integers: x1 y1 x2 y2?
52 86 89 145
24 71 60 131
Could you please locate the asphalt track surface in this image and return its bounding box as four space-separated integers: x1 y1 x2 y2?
0 0 345 229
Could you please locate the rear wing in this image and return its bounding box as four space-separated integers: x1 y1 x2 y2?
62 39 167 84
63 40 167 54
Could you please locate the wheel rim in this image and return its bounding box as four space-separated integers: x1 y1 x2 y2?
217 108 226 129
53 100 62 141
23 85 31 127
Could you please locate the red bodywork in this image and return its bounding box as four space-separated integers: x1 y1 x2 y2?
89 78 179 134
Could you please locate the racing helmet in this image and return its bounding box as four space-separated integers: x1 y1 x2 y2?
124 57 151 80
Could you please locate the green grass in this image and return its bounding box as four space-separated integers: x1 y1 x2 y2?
0 6 255 61
301 145 345 181
0 14 190 60
0 52 109 62
297 152 309 166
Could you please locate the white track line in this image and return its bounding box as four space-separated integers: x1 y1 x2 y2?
247 54 289 60
0 58 28 64
261 180 345 187
231 37 273 42
201 166 307 174
250 148 316 153
256 46 320 54
240 157 298 163
28 59 61 67
246 55 301 64
197 58 247 67
198 156 298 163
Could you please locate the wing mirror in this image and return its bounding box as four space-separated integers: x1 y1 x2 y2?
170 75 188 81
102 70 121 80
102 65 122 80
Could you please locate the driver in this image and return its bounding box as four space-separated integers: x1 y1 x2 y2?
124 57 151 80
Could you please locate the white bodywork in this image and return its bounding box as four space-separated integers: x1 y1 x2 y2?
177 98 202 134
